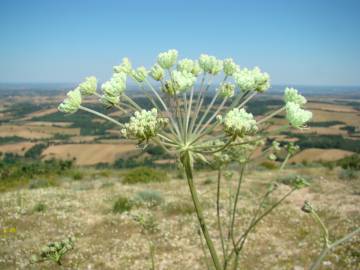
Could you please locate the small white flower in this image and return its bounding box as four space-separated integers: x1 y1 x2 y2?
150 64 164 81
286 102 312 128
132 67 148 83
284 87 307 106
58 88 82 114
234 67 270 92
100 94 120 107
113 58 132 74
223 58 240 76
220 108 258 137
199 54 223 75
157 49 178 69
78 76 97 96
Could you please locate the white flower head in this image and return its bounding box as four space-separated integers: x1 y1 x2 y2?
121 108 168 142
113 58 132 74
157 49 178 69
172 70 196 92
284 87 307 106
218 83 235 98
223 58 240 76
78 76 97 96
100 94 120 107
234 67 270 92
220 108 258 137
101 72 126 97
286 102 312 128
150 64 164 81
199 54 223 75
177 59 202 77
58 88 82 114
132 66 148 83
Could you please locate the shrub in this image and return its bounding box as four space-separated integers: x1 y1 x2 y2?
123 167 169 184
70 170 84 181
29 178 58 189
24 143 48 159
33 202 46 212
339 169 360 180
277 174 312 187
134 190 164 207
112 196 132 214
163 201 195 216
337 154 360 170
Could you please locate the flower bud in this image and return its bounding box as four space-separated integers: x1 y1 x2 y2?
221 108 258 137
234 67 270 92
78 76 97 96
132 66 148 83
223 58 240 76
286 102 312 128
150 64 164 81
199 54 223 75
284 87 307 106
113 57 132 74
58 88 82 114
101 72 126 96
157 49 178 69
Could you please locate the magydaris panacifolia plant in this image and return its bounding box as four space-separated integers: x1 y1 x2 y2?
58 49 358 269
30 236 75 266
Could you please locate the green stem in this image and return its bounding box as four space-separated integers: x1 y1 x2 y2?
79 106 123 127
216 168 226 263
182 151 223 270
280 153 291 170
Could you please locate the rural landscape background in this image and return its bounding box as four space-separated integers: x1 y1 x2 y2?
1 0 360 269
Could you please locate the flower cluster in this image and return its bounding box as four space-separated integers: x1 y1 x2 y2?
132 67 148 83
218 83 235 98
58 88 82 114
284 87 307 106
114 57 132 74
199 54 223 75
157 49 178 69
177 59 202 76
78 76 97 96
286 102 313 128
101 72 127 107
121 108 168 142
150 64 164 81
218 108 258 137
234 67 270 92
223 58 240 76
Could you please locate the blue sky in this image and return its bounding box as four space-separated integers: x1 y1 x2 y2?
0 0 359 85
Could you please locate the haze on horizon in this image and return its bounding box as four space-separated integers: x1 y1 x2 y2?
0 0 359 86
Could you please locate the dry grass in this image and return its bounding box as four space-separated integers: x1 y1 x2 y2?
290 148 355 163
0 142 36 155
0 167 359 269
42 143 139 165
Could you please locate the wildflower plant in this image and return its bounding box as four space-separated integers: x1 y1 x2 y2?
58 49 335 269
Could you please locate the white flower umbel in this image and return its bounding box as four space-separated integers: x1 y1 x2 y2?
172 70 196 92
284 87 307 106
121 108 168 142
223 58 240 76
102 72 127 97
58 88 82 114
234 67 270 92
286 102 312 128
220 108 258 137
157 49 178 69
177 59 202 75
150 64 164 81
218 83 235 98
199 54 223 75
114 57 132 74
101 94 120 107
78 76 97 96
132 67 148 83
